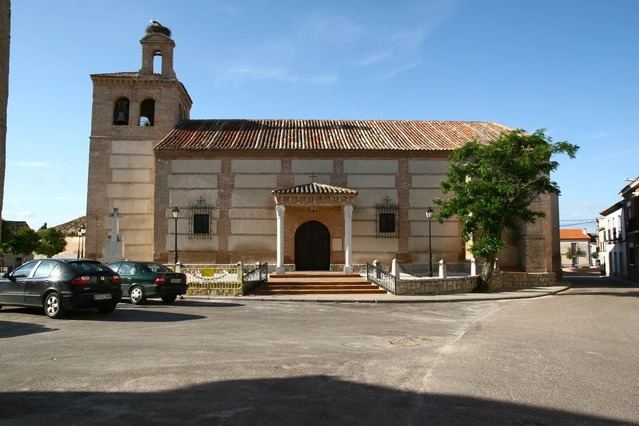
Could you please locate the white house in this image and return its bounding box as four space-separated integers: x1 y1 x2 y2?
597 201 626 276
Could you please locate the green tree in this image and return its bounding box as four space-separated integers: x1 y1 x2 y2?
435 129 578 288
0 223 40 255
37 227 67 258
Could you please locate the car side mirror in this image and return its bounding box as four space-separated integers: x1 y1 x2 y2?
3 272 15 281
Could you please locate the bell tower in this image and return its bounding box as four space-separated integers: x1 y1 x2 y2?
139 20 176 78
85 22 192 261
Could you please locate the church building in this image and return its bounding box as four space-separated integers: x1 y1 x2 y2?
85 22 561 275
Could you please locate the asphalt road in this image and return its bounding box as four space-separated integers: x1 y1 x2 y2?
0 273 637 425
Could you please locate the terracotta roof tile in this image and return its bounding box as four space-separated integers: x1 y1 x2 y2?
559 229 590 240
155 119 511 152
273 182 357 195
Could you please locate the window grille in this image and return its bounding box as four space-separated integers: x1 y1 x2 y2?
189 197 213 239
376 197 399 238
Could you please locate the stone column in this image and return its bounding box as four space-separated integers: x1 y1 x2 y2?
344 204 353 274
275 204 286 274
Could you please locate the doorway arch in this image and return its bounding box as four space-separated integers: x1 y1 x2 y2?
295 221 330 271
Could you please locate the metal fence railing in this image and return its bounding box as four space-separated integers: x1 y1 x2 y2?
242 262 268 294
366 263 397 294
179 264 243 296
163 263 269 296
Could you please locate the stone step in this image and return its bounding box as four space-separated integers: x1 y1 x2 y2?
268 277 368 284
264 284 380 290
269 272 362 279
253 272 386 295
254 288 387 295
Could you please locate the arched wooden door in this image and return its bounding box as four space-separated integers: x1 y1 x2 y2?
295 221 330 271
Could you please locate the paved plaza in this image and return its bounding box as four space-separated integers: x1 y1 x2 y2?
0 273 637 424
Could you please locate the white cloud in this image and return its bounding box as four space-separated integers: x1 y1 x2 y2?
357 50 393 66
582 130 610 141
220 66 337 86
384 63 420 80
303 12 364 44
12 161 50 168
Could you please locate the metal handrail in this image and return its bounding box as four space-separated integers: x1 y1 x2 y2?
366 263 396 294
243 262 268 282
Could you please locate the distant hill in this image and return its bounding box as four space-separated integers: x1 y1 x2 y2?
53 216 86 237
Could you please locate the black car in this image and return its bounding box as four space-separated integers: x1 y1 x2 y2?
106 261 187 304
0 259 122 319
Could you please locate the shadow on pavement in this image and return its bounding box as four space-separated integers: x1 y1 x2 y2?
0 375 628 425
123 299 244 308
560 270 639 296
0 319 57 338
68 308 207 323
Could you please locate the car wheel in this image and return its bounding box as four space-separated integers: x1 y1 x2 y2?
161 295 177 304
44 292 65 319
129 286 145 305
98 303 117 314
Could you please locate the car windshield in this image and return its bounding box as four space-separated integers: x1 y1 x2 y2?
69 261 111 274
144 263 171 273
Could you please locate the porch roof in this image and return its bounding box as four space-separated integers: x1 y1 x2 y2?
272 182 357 206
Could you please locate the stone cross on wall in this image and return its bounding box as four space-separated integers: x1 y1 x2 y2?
109 208 122 241
104 207 125 261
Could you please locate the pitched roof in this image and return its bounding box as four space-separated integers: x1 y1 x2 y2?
2 220 30 231
53 216 86 237
600 201 624 217
155 119 511 152
559 229 591 240
273 182 357 196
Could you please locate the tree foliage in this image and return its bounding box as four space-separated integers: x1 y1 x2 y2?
435 129 578 286
1 223 40 255
36 227 67 258
1 223 68 258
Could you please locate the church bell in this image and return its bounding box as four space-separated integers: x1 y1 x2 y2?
114 111 128 125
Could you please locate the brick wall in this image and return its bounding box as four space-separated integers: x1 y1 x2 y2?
0 0 9 241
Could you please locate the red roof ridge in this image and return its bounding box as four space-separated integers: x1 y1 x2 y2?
559 228 591 240
156 119 512 152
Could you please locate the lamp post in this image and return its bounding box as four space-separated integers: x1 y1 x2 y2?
77 228 82 259
425 207 434 277
172 207 180 264
77 225 86 259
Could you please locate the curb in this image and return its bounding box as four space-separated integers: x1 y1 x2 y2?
182 285 571 304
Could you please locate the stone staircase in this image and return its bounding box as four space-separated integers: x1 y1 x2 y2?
252 271 387 295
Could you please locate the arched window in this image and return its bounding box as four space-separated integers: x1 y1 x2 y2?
113 97 130 125
139 98 155 126
153 50 162 74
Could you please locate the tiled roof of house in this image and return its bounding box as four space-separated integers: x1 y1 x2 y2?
600 201 624 217
53 216 86 237
2 220 30 231
273 182 357 196
559 229 591 240
155 119 511 152
91 72 140 78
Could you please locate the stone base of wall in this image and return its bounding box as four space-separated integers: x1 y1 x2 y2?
489 272 556 292
395 276 477 295
389 271 556 296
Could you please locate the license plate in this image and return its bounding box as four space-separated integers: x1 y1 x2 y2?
94 294 112 300
170 278 182 284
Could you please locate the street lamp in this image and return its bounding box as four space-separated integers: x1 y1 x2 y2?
172 207 180 264
425 207 434 277
77 224 86 259
77 228 82 259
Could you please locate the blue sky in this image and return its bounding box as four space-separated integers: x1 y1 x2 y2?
4 0 638 231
